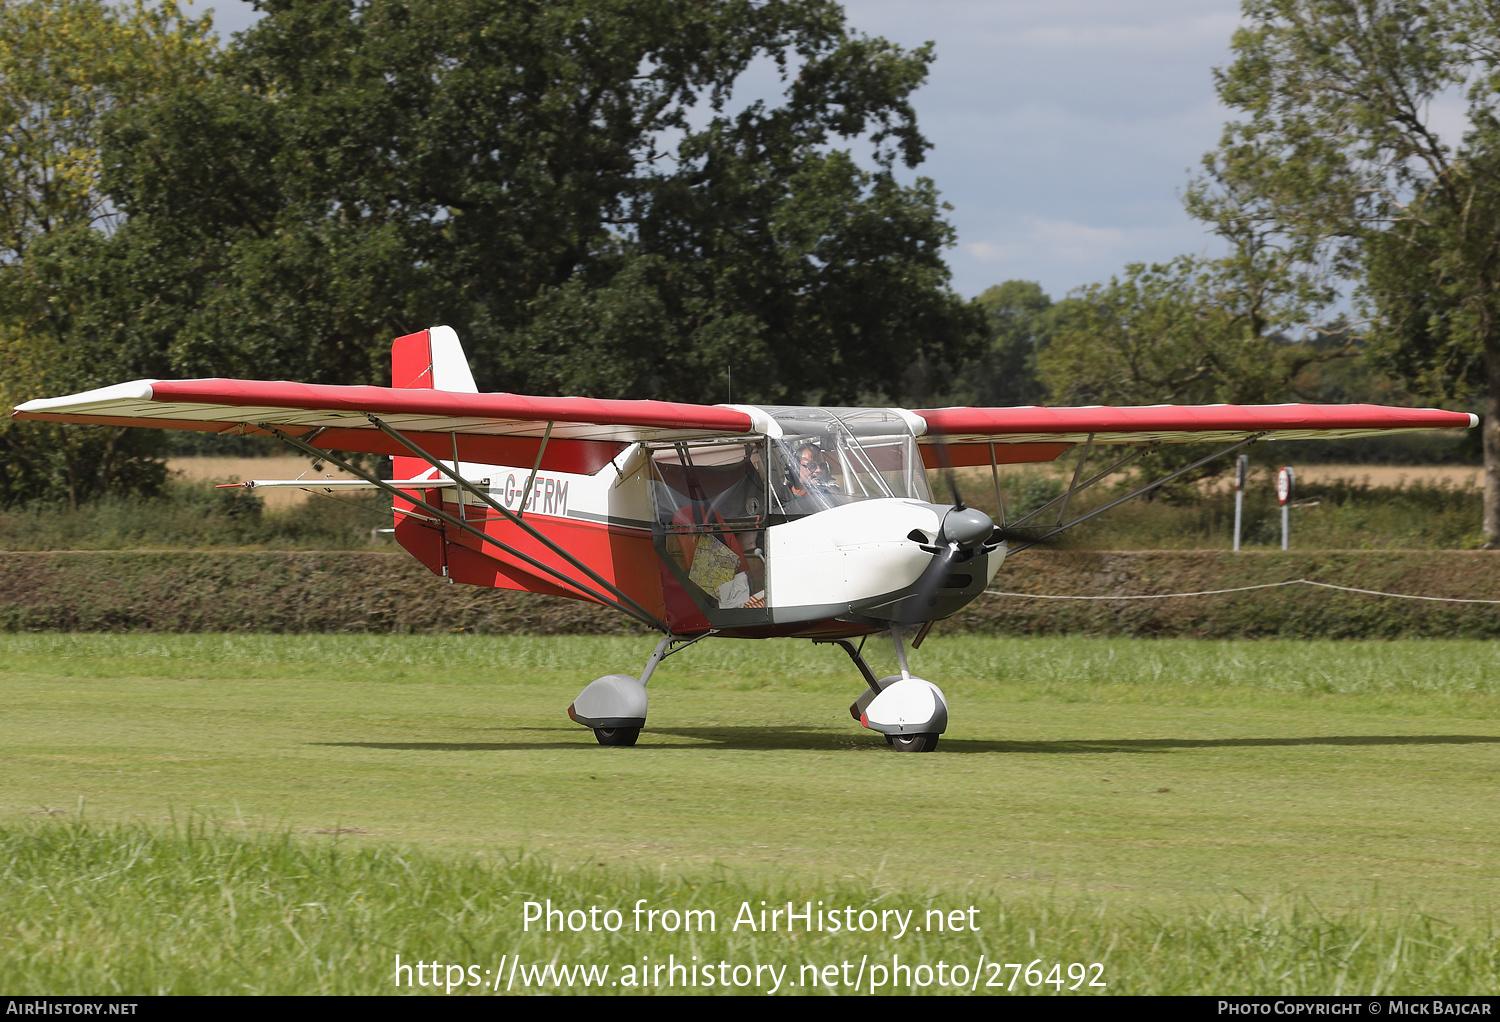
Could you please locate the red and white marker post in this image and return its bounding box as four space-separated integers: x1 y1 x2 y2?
1277 466 1295 550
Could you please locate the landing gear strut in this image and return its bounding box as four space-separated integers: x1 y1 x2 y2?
824 629 948 752
567 632 715 746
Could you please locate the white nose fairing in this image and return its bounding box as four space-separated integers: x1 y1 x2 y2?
762 498 1006 630
767 498 992 607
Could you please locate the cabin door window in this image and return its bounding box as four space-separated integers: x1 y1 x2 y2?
648 441 769 617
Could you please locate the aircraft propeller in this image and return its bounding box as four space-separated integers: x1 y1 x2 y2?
926 429 1052 548
887 430 1061 626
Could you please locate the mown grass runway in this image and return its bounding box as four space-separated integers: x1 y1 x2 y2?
3 634 1499 994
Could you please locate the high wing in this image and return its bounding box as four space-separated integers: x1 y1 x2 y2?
13 377 756 475
910 403 1478 467
13 381 1477 471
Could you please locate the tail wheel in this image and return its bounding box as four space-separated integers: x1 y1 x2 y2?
594 727 640 747
889 732 939 753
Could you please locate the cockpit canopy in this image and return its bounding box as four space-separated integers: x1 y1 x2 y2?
758 406 931 515
647 406 930 532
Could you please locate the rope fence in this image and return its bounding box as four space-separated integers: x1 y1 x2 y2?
987 579 1500 605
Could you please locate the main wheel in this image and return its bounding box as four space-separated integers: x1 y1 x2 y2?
594 726 640 747
889 732 939 753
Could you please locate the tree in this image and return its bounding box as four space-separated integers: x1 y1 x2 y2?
1036 253 1360 494
1038 255 1346 407
0 0 213 265
1195 0 1500 544
0 0 213 505
933 280 1055 408
97 0 978 405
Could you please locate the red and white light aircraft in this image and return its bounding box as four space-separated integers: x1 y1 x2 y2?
13 327 1477 751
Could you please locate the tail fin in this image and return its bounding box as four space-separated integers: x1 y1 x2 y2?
390 325 478 392
389 326 478 498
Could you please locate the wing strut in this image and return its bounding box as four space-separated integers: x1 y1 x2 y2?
1006 434 1265 555
264 425 670 633
1006 444 1153 529
1055 433 1095 525
361 413 669 631
517 421 553 520
989 443 1005 526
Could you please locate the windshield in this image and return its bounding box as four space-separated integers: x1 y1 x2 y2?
758 406 931 517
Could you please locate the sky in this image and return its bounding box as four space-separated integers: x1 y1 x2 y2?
199 0 1246 301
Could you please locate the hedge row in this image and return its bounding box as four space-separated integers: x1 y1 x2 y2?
963 549 1500 639
0 550 1496 639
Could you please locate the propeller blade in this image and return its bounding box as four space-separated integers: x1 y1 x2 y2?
891 504 998 625
927 430 967 511
904 542 961 624
926 435 1062 548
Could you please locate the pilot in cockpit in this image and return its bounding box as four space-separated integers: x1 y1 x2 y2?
799 443 840 493
781 440 843 516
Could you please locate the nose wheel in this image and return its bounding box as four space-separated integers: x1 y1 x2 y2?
887 732 939 752
594 726 640 747
826 632 949 752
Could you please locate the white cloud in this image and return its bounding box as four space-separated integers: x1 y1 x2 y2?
965 219 1132 269
965 241 1009 263
953 216 1228 299
1011 13 1243 52
835 0 1247 296
1026 219 1129 262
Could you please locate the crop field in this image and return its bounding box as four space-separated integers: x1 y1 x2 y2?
167 456 358 509
4 633 1500 995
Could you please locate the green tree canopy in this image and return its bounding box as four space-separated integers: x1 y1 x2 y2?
0 0 213 506
1035 253 1362 492
97 0 978 405
1038 256 1344 408
935 280 1055 408
1193 0 1500 544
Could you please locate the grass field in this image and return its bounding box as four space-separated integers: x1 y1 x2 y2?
4 633 1500 994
